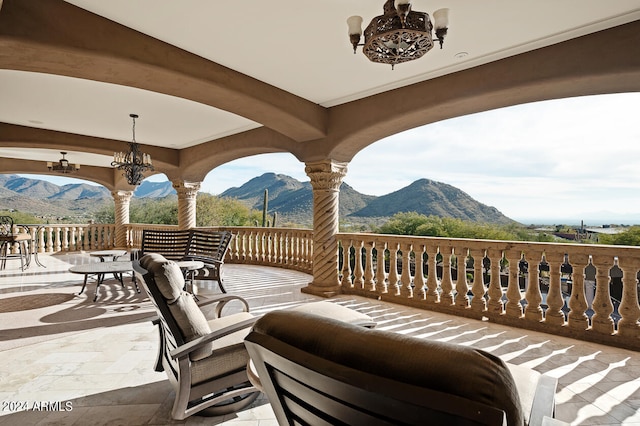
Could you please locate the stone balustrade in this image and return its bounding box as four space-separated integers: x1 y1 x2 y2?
15 222 640 350
15 224 117 252
124 225 313 273
338 232 640 351
210 226 313 274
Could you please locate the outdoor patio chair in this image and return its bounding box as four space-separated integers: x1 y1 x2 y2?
0 215 31 270
245 310 567 426
133 253 259 420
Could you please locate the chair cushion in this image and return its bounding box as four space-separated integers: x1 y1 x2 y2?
253 310 525 426
140 253 212 361
190 312 254 385
140 253 184 302
169 291 213 361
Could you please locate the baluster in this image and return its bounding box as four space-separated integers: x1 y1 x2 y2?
69 226 76 251
266 231 272 263
440 246 454 305
283 233 290 265
567 253 590 331
375 241 387 296
387 242 400 296
616 256 640 337
524 250 544 322
341 239 352 288
76 226 83 251
486 249 504 313
38 227 45 253
277 232 284 264
545 253 567 326
231 233 239 261
271 231 277 263
470 248 486 312
591 255 615 335
45 227 53 252
303 232 310 269
425 245 439 303
285 233 291 265
54 228 61 252
413 244 426 300
364 240 376 292
255 230 263 263
400 243 413 298
295 233 300 267
352 240 365 290
247 231 254 262
455 247 470 308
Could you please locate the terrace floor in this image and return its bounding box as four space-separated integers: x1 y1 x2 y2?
1 252 640 425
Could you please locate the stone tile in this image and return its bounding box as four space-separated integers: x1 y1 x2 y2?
2 255 640 425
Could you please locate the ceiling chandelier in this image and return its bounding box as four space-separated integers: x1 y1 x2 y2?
347 0 449 69
111 113 154 186
47 151 80 174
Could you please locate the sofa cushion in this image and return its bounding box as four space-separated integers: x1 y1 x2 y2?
253 310 525 426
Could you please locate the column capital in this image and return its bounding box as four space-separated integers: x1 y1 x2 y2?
111 189 134 203
173 180 202 199
305 160 348 191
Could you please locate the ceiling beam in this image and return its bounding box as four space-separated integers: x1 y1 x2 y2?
0 0 328 142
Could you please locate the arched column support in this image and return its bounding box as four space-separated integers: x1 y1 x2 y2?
112 190 133 248
302 160 348 297
173 180 201 230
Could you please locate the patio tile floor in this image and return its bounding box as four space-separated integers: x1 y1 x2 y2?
1 252 639 425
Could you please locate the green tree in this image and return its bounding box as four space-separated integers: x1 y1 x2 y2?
196 194 261 226
376 212 551 242
599 226 640 246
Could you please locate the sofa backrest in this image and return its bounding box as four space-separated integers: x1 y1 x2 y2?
245 310 526 426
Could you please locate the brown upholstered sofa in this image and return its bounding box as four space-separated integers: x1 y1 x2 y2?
245 310 567 426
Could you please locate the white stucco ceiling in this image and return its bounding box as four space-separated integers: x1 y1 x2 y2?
1 0 639 167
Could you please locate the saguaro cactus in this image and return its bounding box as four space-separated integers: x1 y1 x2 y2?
262 189 269 227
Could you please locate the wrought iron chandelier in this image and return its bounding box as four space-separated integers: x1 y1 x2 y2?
347 0 449 69
112 113 154 186
47 151 80 174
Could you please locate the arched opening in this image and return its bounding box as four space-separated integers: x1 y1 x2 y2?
345 93 640 228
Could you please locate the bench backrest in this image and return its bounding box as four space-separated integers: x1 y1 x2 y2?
184 230 233 265
140 229 191 261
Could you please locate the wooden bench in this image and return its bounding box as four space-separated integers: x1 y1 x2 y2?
131 229 233 293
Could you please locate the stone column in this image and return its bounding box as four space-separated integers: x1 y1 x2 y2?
173 180 201 230
302 160 348 297
112 190 133 248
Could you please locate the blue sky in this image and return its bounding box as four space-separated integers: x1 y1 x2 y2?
20 93 640 225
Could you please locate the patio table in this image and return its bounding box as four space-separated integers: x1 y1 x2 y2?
70 261 138 302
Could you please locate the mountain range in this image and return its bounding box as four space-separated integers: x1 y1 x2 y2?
221 173 513 225
0 173 513 225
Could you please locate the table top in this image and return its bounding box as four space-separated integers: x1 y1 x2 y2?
69 261 133 274
90 250 128 258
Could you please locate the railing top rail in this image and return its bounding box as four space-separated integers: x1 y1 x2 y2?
337 231 640 257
